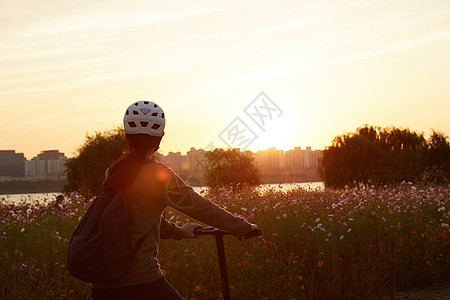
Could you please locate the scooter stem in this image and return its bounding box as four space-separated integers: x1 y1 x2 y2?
193 227 262 300
194 227 233 300
215 233 231 300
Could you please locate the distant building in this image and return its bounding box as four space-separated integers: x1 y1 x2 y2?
254 147 284 173
186 147 206 173
285 147 304 172
28 150 67 180
164 151 187 173
0 150 26 177
309 149 323 169
303 146 311 169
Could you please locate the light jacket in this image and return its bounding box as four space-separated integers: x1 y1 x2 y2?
92 162 252 288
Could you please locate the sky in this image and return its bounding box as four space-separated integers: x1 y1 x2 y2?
1 0 449 159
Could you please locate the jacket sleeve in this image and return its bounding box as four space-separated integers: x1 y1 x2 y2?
159 216 184 240
161 164 252 235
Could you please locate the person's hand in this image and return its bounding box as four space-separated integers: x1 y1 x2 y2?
236 224 260 241
181 223 203 239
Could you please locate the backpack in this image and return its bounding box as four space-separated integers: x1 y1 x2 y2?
67 191 146 283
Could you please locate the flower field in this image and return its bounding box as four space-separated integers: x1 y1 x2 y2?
1 183 449 299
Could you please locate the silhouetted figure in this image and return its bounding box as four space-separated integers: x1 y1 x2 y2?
88 101 260 300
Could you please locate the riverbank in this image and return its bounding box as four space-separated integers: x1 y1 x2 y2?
0 179 67 194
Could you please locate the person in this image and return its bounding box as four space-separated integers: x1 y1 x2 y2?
90 101 260 300
54 195 64 207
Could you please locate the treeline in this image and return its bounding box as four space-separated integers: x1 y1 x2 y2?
319 125 450 188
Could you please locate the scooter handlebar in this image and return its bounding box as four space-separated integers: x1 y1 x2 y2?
193 226 262 239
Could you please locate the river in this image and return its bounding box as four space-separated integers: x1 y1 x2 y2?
0 182 324 205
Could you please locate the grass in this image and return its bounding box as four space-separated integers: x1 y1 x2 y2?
0 183 449 299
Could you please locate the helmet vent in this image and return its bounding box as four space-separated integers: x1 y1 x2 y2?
128 122 137 128
162 113 164 118
140 108 151 115
151 124 161 130
133 110 139 115
144 101 149 104
134 102 138 106
126 110 129 115
140 121 149 127
151 112 158 117
153 104 158 108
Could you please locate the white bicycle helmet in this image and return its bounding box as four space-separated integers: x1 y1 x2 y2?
123 101 165 137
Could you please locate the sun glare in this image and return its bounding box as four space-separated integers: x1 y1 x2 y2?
249 117 292 152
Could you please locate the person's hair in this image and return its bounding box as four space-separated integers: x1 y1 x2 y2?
102 134 163 194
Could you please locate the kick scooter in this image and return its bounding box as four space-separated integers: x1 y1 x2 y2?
193 227 262 300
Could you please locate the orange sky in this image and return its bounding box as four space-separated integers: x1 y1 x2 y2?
1 0 449 159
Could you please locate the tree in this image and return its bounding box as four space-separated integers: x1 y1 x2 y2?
422 130 450 183
319 131 380 187
204 148 261 189
319 125 446 188
64 128 128 197
372 127 427 184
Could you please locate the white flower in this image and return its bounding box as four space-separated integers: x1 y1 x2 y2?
283 213 287 219
442 223 449 228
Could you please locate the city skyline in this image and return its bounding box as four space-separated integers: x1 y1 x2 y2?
0 144 322 162
0 146 323 184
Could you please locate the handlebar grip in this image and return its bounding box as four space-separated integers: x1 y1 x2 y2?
243 229 262 239
193 226 215 236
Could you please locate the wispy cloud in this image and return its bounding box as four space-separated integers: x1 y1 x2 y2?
2 0 449 90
